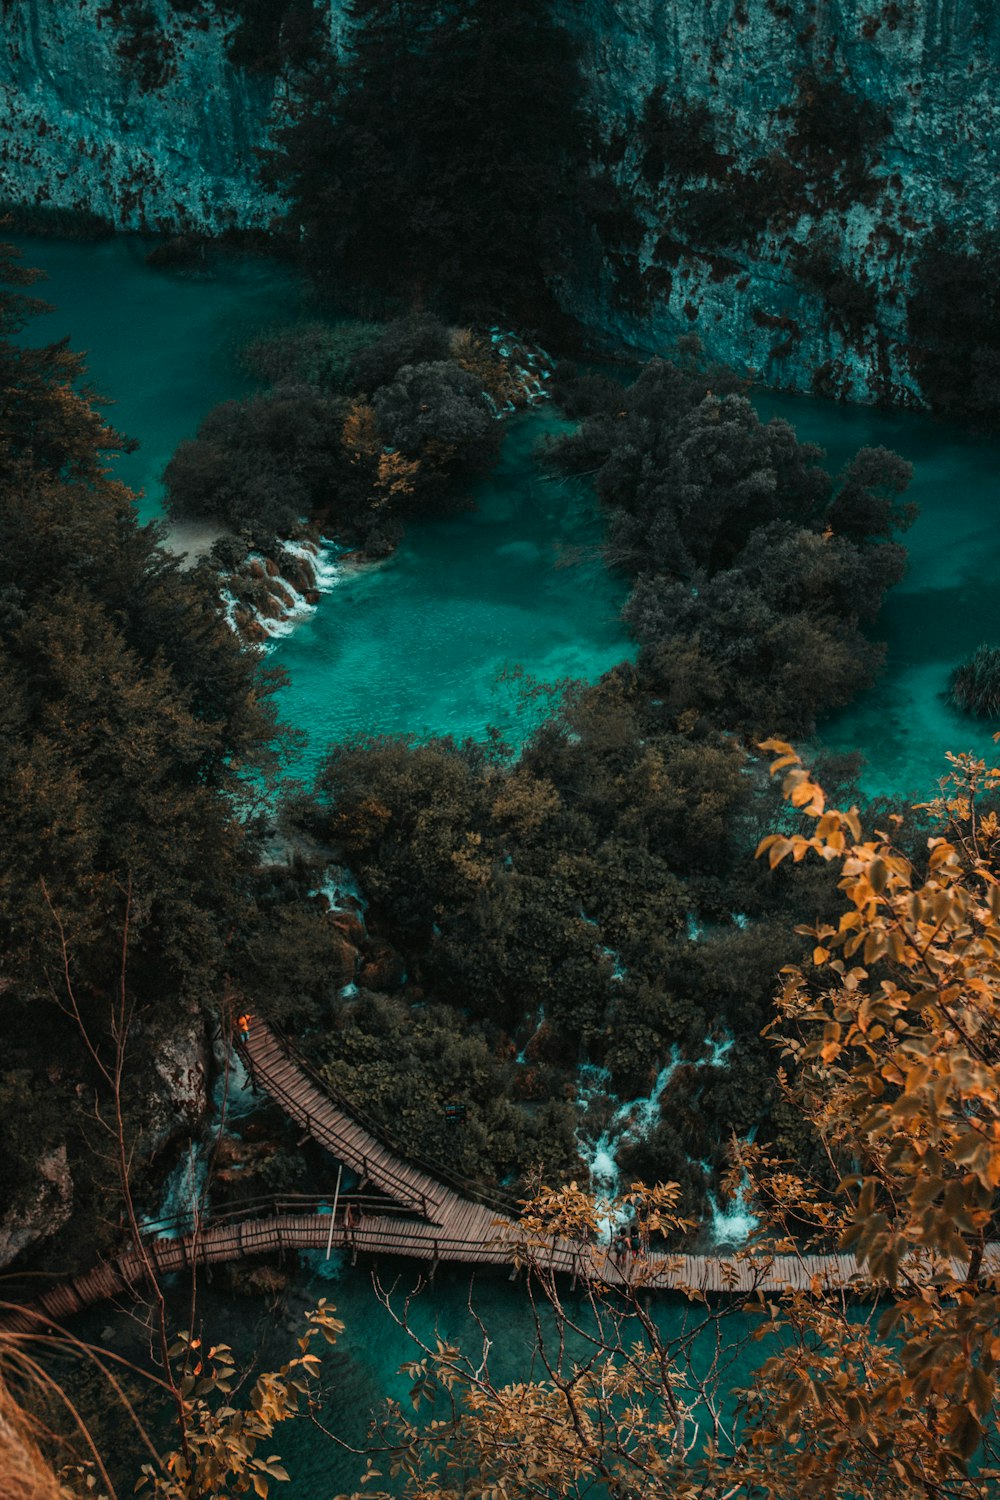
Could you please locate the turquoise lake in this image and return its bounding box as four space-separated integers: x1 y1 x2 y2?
12 234 1000 1492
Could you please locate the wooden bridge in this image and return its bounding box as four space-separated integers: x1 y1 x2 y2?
7 1019 998 1331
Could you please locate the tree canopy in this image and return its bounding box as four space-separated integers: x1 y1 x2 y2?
260 0 590 325
0 243 284 1262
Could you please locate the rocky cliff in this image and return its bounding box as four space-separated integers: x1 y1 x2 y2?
1 0 997 401
0 0 299 230
558 0 1000 402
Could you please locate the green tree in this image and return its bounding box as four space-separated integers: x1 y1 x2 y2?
261 0 590 323
0 242 284 1267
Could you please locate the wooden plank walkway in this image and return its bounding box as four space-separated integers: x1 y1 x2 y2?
7 1017 1000 1331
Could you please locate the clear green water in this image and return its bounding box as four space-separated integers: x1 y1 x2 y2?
274 407 634 777
9 235 307 524
758 391 1000 800
14 236 1000 1491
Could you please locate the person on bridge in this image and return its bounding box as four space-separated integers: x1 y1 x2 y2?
237 1012 252 1043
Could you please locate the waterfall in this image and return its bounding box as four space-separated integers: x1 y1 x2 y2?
576 1034 739 1241
575 1052 683 1237
707 1126 759 1249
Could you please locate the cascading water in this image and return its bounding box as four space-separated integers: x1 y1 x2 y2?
515 1005 546 1064
140 1139 209 1240
576 1050 683 1236
142 1038 262 1238
576 1035 740 1241
224 538 344 643
707 1125 760 1249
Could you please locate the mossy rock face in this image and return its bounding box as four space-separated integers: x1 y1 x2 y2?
951 645 1000 719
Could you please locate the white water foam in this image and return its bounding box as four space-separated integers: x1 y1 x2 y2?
707 1127 759 1249
575 1034 738 1241
575 1052 683 1236
220 537 343 644
141 1139 208 1240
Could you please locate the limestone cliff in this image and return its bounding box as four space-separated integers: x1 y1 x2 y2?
1 0 997 401
556 0 1000 402
0 0 291 231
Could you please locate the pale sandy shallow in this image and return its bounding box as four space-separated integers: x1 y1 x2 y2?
163 518 228 567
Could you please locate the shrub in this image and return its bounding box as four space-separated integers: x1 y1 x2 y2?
372 361 494 454
163 384 348 536
950 644 1000 719
349 315 453 395
240 320 385 393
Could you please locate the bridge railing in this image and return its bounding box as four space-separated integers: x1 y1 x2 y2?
140 1190 419 1242
255 1023 519 1217
235 1039 435 1219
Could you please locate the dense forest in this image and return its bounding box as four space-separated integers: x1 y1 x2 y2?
0 231 919 1271
4 0 1000 1493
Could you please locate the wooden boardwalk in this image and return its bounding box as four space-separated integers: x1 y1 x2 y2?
7 1018 999 1331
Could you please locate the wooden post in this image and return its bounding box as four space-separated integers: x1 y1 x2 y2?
325 1164 343 1261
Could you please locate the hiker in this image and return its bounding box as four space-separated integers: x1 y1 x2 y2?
237 1012 251 1043
629 1223 641 1261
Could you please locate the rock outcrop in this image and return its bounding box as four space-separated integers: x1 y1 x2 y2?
553 0 1000 402
146 1006 210 1153
0 1143 72 1269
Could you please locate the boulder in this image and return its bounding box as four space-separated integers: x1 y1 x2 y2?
358 940 406 992
0 1144 73 1269
330 910 366 947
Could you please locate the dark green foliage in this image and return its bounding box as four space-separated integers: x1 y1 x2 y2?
636 89 724 188
349 314 453 394
950 645 1000 720
236 899 357 1026
219 0 323 72
239 319 385 392
372 361 497 460
305 694 757 1078
783 69 889 193
163 0 324 72
825 446 916 542
791 239 878 339
316 993 581 1192
547 350 914 738
167 315 503 550
0 242 285 1267
907 227 1000 423
290 668 852 1198
260 0 590 323
163 384 347 536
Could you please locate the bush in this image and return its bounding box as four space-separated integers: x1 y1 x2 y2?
349 315 453 395
373 361 494 454
163 384 348 535
546 350 914 738
239 320 384 392
950 645 1000 720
